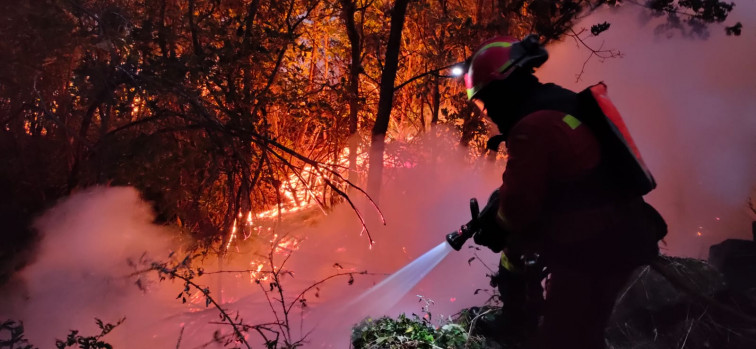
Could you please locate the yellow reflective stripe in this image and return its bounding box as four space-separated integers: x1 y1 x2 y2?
496 205 508 225
471 41 513 62
562 114 581 130
500 253 517 271
482 41 513 50
466 87 476 100
496 59 514 74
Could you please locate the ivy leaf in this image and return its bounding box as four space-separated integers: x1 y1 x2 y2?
725 22 742 36
591 21 611 36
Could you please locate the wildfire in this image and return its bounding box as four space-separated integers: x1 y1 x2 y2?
225 219 238 251
218 142 409 286
249 262 267 281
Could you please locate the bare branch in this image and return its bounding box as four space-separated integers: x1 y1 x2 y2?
393 62 461 92
566 28 623 82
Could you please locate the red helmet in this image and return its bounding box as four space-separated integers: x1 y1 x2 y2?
464 35 548 100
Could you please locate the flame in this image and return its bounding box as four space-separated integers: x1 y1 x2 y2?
220 143 403 285
249 262 267 281
225 219 237 250
253 146 372 220
132 96 141 115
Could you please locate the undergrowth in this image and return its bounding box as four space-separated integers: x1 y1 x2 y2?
351 313 484 349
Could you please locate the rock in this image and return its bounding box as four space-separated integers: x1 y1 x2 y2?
607 256 756 349
709 238 756 293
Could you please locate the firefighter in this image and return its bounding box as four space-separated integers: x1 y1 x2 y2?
464 35 667 349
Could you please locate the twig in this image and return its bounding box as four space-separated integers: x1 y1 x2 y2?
285 270 370 315
616 265 650 305
566 28 622 82
680 307 708 349
466 308 495 345
257 269 286 337
152 263 252 349
176 326 184 349
471 250 496 275
393 62 461 91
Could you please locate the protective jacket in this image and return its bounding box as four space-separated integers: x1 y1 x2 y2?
496 82 664 271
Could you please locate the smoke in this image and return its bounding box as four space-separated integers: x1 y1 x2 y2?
536 0 756 257
0 128 503 348
279 126 504 346
0 187 186 347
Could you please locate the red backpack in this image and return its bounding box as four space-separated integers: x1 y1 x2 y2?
577 82 657 196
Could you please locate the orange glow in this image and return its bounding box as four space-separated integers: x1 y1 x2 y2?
252 146 376 221
225 219 237 250
249 262 267 281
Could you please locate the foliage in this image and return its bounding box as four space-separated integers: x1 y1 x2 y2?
645 0 737 38
55 318 125 349
351 313 484 349
351 256 756 349
133 235 369 348
0 318 122 349
496 0 739 42
146 251 256 348
0 0 740 279
0 320 35 349
350 295 487 348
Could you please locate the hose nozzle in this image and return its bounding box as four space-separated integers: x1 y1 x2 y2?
445 198 480 251
446 228 471 251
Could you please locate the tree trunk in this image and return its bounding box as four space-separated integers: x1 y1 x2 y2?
340 0 362 182
430 70 442 124
367 0 410 199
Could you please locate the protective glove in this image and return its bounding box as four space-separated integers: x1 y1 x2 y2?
473 189 509 253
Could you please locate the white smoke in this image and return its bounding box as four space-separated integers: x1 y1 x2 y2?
0 129 502 348
0 187 186 347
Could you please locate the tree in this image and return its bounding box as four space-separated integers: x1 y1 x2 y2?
0 0 741 270
339 0 365 181
366 0 411 198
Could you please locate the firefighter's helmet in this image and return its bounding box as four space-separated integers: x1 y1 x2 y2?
464 34 548 100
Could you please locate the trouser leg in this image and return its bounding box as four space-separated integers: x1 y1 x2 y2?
536 266 633 349
495 263 543 340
